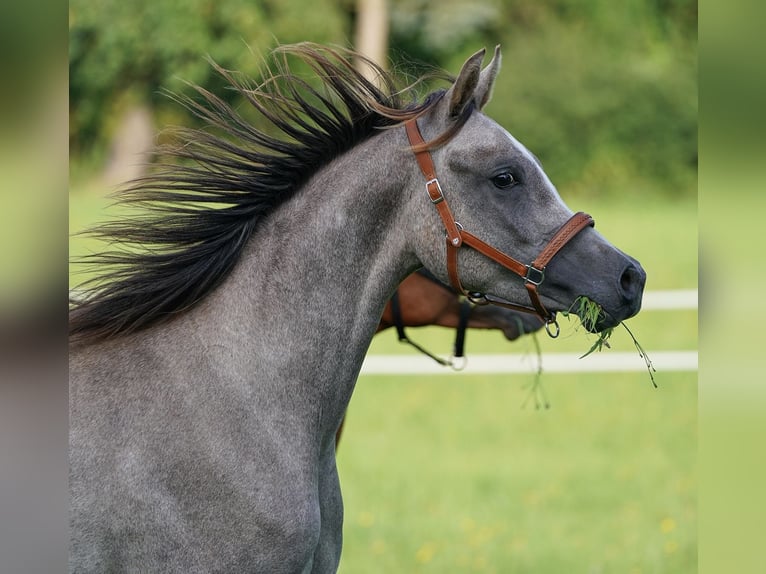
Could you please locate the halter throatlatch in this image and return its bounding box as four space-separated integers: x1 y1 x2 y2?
405 119 595 338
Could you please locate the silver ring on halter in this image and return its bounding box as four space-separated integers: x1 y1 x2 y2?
449 355 467 371
444 221 464 241
545 318 560 338
466 291 489 305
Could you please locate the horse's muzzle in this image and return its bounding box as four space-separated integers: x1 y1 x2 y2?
588 260 646 332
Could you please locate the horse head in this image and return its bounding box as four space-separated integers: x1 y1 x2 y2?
405 47 646 333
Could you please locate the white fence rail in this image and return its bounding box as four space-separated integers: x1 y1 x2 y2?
640 289 697 310
361 351 697 375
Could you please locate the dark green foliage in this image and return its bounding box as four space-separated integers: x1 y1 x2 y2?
69 0 348 154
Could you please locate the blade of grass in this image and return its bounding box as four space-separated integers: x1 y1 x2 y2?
561 296 657 387
521 331 550 409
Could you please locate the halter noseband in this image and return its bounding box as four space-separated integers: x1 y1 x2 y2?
405 118 595 338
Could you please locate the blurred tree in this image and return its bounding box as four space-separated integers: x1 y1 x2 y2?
69 0 349 161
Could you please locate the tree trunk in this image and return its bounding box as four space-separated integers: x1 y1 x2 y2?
103 104 154 187
354 0 389 83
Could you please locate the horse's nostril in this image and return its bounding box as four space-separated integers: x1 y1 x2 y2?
620 269 633 293
619 264 644 298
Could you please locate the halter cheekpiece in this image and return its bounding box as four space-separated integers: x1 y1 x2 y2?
405 118 595 338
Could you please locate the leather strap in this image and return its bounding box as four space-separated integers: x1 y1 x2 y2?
459 230 529 277
531 211 594 270
453 300 471 359
405 118 594 332
405 121 463 247
390 290 407 342
389 287 451 367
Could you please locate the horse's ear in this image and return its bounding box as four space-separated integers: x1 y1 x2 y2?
447 48 486 118
475 45 501 109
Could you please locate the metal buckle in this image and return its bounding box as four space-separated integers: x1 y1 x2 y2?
425 178 444 204
524 265 545 286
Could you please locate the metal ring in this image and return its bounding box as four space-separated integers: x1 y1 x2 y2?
544 318 560 338
444 221 463 240
449 355 467 371
467 292 489 306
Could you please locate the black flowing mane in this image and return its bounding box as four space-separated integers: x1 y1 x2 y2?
70 43 457 344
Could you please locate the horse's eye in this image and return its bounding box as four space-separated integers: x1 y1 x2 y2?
491 172 516 189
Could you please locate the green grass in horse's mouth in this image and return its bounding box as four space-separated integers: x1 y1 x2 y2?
562 296 657 388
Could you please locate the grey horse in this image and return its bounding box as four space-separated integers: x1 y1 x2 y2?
69 44 645 573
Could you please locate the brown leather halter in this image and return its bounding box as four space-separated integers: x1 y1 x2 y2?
405 118 595 338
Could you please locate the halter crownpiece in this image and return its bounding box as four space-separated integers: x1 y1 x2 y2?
405 118 595 338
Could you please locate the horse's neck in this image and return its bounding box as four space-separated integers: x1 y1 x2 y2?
195 131 417 431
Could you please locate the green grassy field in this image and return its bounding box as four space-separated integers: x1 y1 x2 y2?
338 372 696 573
70 182 697 572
